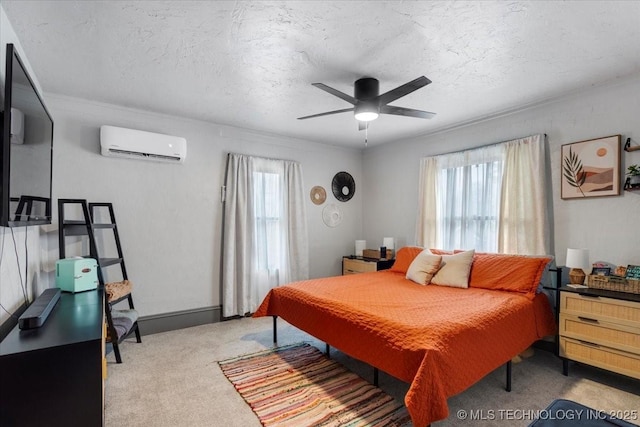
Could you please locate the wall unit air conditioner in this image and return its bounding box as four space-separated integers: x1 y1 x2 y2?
100 125 187 163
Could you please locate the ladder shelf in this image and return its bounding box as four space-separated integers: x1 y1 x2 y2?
58 199 141 363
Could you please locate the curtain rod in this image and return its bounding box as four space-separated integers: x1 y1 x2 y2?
226 152 301 165
428 133 547 158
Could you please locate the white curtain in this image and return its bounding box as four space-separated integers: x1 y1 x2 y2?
222 153 308 317
499 134 549 255
416 134 548 255
415 157 439 249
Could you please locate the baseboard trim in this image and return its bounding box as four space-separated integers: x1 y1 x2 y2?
137 306 221 336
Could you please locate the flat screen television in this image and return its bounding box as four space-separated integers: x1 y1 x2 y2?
0 43 53 227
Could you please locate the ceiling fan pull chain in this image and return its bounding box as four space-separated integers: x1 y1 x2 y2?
365 123 368 147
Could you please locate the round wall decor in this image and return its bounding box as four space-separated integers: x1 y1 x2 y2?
310 186 327 205
331 171 355 202
322 203 342 227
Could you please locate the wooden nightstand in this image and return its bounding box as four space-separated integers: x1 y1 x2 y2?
342 256 394 275
558 286 640 379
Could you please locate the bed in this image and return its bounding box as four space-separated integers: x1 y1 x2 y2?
254 247 557 426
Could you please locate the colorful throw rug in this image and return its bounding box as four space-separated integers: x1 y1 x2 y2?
218 343 411 427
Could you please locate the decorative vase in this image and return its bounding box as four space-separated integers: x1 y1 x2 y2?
569 268 586 285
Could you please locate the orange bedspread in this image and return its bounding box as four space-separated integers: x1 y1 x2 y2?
253 270 556 427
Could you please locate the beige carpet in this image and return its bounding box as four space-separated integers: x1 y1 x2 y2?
105 316 640 426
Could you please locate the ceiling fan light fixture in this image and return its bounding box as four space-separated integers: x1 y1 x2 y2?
354 111 379 122
354 103 379 122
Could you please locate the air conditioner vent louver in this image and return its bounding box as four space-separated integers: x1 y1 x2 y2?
107 148 182 162
100 125 186 163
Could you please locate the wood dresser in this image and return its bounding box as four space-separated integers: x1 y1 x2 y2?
342 256 394 275
559 286 640 379
0 289 106 426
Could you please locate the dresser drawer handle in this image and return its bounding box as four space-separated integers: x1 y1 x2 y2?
578 294 600 299
577 316 599 323
577 340 600 348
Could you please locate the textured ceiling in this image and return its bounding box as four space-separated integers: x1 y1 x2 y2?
3 1 640 148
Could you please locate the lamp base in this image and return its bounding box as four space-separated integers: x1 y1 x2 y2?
569 268 586 285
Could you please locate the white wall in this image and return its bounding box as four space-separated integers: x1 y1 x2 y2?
47 94 363 317
362 73 640 267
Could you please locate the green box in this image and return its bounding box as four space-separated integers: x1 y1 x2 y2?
55 258 98 293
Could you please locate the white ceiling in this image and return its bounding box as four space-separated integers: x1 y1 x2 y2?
3 1 640 148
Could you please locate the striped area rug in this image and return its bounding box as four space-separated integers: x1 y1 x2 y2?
218 343 411 427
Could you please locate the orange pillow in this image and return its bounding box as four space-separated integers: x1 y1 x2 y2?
390 247 453 274
464 252 552 299
389 246 424 273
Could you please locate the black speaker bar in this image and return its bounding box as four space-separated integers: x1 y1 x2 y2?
18 288 61 330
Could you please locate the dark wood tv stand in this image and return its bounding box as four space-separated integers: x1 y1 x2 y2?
0 289 105 426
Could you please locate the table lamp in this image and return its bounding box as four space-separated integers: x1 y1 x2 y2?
383 237 395 259
566 248 589 285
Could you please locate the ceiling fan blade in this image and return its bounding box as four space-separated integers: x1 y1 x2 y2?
377 76 432 105
380 105 436 119
312 83 357 105
297 108 354 120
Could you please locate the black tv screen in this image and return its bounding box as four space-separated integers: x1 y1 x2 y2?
0 43 53 226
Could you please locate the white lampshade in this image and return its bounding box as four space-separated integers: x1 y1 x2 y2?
382 237 395 250
566 248 589 270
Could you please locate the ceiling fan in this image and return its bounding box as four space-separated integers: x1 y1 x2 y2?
298 76 436 130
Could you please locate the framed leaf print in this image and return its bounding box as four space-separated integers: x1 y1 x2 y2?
561 135 621 199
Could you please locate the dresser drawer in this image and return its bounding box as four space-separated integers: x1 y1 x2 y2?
561 292 640 328
559 336 640 380
559 313 640 355
343 258 377 274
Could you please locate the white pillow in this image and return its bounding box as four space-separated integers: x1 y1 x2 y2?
406 250 442 285
430 249 475 288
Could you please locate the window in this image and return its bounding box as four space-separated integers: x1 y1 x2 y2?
222 153 308 317
253 171 282 271
438 160 502 252
417 134 549 255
